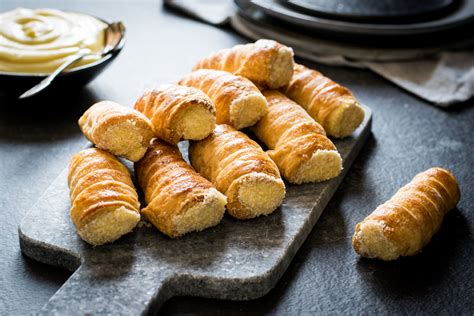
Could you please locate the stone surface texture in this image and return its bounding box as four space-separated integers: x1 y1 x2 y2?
1 0 473 315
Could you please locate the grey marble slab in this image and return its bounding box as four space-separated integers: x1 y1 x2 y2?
18 106 371 315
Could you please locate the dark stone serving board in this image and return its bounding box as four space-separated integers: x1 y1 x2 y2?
19 106 372 315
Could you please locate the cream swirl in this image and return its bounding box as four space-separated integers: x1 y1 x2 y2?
0 8 107 74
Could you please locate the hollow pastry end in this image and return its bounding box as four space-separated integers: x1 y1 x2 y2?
229 94 268 130
98 119 154 162
175 103 216 141
292 149 342 184
325 100 365 138
227 172 286 220
352 220 400 261
267 46 294 89
77 206 140 246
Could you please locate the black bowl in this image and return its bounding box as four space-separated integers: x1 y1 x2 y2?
0 18 125 98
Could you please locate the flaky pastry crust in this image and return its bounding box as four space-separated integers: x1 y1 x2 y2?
193 39 295 89
283 64 364 138
189 124 285 219
79 101 154 161
134 84 216 144
253 91 342 183
68 148 140 246
135 139 226 237
352 167 460 261
179 69 268 130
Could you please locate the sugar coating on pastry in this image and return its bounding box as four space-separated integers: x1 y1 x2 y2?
268 45 295 89
99 120 150 162
352 167 460 261
135 139 227 238
193 39 295 89
172 188 227 236
283 64 364 138
229 173 286 219
68 148 141 246
325 96 365 138
141 187 227 238
176 104 216 140
293 149 342 184
78 206 140 246
229 94 268 130
189 124 286 220
352 220 400 261
79 101 155 162
178 69 268 130
267 135 342 184
134 84 216 144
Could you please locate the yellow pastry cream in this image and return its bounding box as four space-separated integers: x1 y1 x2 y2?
0 8 107 74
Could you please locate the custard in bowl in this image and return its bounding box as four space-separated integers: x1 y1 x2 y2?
0 8 125 96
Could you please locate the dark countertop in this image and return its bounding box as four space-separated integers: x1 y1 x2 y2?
0 1 472 314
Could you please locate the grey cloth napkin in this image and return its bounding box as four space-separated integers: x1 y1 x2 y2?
165 0 474 106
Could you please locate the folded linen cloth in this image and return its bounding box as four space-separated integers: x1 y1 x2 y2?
165 0 474 106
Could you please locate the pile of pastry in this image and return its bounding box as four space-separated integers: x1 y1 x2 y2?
68 39 460 262
68 39 365 246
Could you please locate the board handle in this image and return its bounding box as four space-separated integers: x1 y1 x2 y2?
39 263 173 315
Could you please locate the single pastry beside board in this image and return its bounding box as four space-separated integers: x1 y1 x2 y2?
352 167 460 261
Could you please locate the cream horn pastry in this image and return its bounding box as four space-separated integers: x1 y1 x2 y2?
189 124 285 220
178 69 268 130
253 91 342 184
68 148 141 246
79 101 155 161
134 84 216 144
283 64 364 138
135 139 227 238
352 167 460 261
193 39 294 89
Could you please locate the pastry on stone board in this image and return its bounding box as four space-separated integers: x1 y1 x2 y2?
68 148 141 246
189 124 286 220
253 90 342 184
79 101 154 162
135 138 227 238
134 84 216 145
193 39 294 89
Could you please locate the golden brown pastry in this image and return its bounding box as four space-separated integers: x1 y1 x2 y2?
189 124 286 220
253 91 342 184
135 139 227 238
193 39 294 89
352 167 460 261
134 84 216 145
178 69 268 130
79 101 155 162
283 64 365 138
68 148 141 246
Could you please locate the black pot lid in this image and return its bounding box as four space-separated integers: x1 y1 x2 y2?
240 0 474 37
285 0 456 22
